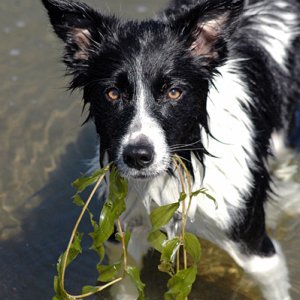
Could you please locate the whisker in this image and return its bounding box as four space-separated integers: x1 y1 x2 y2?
174 155 191 164
170 147 204 152
169 140 202 150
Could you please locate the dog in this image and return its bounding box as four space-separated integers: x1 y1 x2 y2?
42 0 300 299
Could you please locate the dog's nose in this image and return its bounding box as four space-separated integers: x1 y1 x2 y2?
123 144 154 170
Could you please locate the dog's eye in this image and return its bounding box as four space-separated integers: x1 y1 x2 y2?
105 87 121 102
167 88 183 101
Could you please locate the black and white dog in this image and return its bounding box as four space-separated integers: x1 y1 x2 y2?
42 0 300 299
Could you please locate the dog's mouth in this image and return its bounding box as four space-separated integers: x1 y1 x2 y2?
116 163 168 180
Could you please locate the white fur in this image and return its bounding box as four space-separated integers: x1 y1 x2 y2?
117 74 170 178
224 240 291 300
199 60 255 229
245 1 298 70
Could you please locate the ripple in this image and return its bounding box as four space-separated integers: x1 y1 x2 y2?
16 20 26 28
3 26 11 34
9 48 21 57
136 5 148 13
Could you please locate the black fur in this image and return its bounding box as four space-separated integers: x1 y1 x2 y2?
42 1 300 298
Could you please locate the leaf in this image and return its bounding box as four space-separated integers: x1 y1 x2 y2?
89 167 128 263
66 232 83 267
89 168 128 264
97 262 121 282
97 167 128 242
148 230 167 253
159 237 181 274
89 220 110 262
82 285 100 294
73 194 85 207
190 188 218 208
53 275 59 293
164 266 197 300
88 168 129 263
150 203 180 232
96 208 113 244
72 165 110 192
158 260 174 275
124 230 131 249
109 167 128 203
53 232 83 300
184 233 201 264
53 275 68 300
56 232 84 276
98 201 115 241
190 188 206 198
73 194 97 230
201 190 218 209
126 266 145 300
53 275 69 300
89 232 106 263
178 192 187 202
115 230 131 249
161 237 181 263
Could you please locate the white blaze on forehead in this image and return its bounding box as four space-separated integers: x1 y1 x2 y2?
118 71 170 175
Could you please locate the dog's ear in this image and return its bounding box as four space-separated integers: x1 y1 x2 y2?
41 0 115 62
170 0 244 62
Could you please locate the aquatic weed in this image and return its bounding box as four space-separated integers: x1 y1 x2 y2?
53 155 216 300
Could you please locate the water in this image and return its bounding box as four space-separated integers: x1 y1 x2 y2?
0 0 299 299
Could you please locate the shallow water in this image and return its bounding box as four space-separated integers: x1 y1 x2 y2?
0 0 299 299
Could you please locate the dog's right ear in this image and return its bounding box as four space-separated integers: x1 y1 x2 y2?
169 0 244 65
41 0 115 63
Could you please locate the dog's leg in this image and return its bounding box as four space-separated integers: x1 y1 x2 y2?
106 224 150 300
223 235 291 300
194 190 291 300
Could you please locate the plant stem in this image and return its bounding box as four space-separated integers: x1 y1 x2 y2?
117 219 128 271
176 246 180 272
173 157 188 270
71 277 123 299
60 171 108 299
173 158 185 193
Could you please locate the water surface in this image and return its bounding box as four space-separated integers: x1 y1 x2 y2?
1 1 299 299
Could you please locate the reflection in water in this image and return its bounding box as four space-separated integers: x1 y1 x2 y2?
0 0 300 299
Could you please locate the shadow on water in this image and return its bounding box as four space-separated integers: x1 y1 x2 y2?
0 124 103 300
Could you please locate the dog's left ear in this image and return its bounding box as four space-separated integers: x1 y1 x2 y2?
170 0 244 62
41 0 115 63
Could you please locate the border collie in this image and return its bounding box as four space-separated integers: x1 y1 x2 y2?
42 0 300 299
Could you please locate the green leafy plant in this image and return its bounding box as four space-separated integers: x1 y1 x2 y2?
53 155 215 300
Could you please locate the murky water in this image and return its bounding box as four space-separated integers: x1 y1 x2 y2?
1 0 299 299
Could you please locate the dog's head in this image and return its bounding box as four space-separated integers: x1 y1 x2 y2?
42 0 243 179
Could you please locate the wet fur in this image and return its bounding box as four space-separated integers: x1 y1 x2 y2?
42 0 300 299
